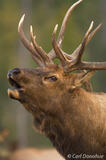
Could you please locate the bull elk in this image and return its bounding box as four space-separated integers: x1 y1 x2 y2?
7 0 106 159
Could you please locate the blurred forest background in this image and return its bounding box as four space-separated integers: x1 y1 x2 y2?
0 0 106 156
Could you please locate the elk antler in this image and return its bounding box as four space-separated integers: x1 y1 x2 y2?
18 14 52 66
52 21 105 72
18 0 84 66
29 26 53 65
18 0 106 72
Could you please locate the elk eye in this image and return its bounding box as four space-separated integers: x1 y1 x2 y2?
44 76 58 82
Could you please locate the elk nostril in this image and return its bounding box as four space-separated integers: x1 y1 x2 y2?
13 68 20 75
8 68 20 77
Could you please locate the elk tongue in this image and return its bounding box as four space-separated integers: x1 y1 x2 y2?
8 88 20 100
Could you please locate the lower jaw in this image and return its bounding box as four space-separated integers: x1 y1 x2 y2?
8 88 23 100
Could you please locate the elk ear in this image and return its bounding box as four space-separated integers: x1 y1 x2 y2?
71 70 96 89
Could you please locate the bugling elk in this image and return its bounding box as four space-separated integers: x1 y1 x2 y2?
7 0 106 159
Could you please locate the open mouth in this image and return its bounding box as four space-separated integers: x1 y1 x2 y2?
8 77 24 100
8 77 21 89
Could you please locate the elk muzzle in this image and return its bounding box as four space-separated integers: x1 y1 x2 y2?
7 68 24 100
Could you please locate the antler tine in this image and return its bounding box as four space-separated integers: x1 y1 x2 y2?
70 23 102 62
48 0 83 60
70 21 94 65
86 23 102 45
52 24 68 66
30 26 52 65
57 0 83 46
18 14 45 66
